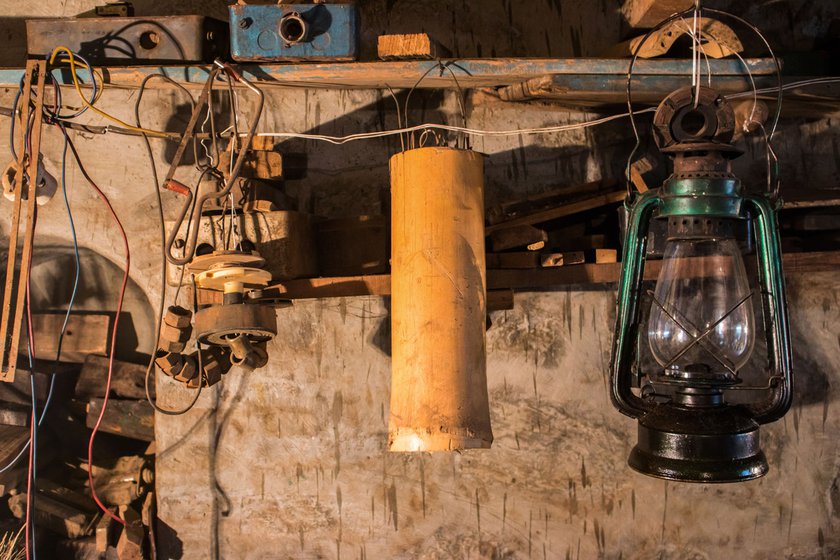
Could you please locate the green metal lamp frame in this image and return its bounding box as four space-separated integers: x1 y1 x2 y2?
609 171 794 481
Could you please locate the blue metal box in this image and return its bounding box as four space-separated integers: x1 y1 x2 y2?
229 4 358 62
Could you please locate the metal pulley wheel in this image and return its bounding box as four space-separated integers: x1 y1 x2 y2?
193 303 278 346
195 266 273 293
189 250 272 294
187 250 265 273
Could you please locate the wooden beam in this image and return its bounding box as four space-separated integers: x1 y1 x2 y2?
485 190 626 233
262 250 840 299
76 355 152 400
263 274 392 300
86 399 154 442
0 58 777 90
488 225 548 251
20 313 110 362
781 188 840 209
9 492 99 539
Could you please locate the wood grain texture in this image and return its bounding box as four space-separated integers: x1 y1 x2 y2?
377 33 451 60
86 398 154 442
389 148 492 452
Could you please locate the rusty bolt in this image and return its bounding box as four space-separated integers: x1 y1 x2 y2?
157 339 186 354
154 352 184 377
163 305 192 329
173 353 199 384
159 321 191 344
193 347 231 388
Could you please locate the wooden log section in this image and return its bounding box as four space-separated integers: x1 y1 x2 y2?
389 147 493 452
377 33 451 60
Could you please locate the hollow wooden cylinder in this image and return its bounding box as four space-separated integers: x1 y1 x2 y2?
389 147 493 452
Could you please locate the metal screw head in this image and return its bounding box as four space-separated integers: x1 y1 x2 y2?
239 17 252 29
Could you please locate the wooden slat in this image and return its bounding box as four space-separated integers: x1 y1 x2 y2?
86 399 154 442
485 191 626 233
76 354 152 400
488 225 548 252
487 289 515 312
781 188 840 209
0 425 29 466
9 492 99 539
19 313 110 362
263 274 392 300
0 58 777 90
261 250 840 299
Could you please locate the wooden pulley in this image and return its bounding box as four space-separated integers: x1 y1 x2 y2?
388 147 493 452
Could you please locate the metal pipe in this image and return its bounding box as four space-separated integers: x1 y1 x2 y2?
164 61 265 266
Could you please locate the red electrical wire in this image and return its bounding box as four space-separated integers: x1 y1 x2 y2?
62 129 127 527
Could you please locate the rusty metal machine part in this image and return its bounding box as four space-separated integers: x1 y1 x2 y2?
187 251 265 273
156 306 193 354
192 347 232 388
227 335 269 371
193 304 277 347
25 15 229 64
652 86 737 153
164 62 265 267
229 3 359 62
189 249 277 360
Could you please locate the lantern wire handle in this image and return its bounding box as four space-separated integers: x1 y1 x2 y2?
624 7 784 203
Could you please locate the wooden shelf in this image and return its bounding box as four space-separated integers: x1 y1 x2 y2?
260 250 840 301
0 57 776 91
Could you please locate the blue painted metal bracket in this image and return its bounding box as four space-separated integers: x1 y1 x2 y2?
229 3 358 62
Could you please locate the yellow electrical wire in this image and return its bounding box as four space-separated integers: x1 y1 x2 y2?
49 46 169 138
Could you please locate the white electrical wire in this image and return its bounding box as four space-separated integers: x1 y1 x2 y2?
248 109 656 145
679 19 712 88
727 77 840 99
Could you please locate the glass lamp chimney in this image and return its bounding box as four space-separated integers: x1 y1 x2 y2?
648 225 755 379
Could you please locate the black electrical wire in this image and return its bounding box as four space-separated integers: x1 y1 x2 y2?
134 74 206 416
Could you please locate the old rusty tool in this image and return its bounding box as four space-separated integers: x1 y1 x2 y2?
164 60 265 266
0 60 47 383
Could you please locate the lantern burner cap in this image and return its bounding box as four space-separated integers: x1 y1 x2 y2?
653 86 740 155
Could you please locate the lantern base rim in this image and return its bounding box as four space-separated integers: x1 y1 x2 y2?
628 411 768 483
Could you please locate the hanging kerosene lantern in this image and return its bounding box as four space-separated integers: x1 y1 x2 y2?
609 85 793 482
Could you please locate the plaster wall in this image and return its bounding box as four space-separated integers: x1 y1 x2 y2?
0 1 839 559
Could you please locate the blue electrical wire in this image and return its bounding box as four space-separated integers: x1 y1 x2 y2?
0 130 81 475
27 324 37 560
11 53 99 163
44 52 98 121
